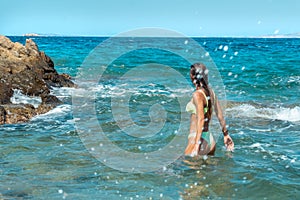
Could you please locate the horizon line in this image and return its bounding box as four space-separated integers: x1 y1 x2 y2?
3 33 300 39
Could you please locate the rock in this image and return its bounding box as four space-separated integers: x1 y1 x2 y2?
0 35 75 125
3 104 36 124
0 35 14 49
0 106 6 124
41 94 62 105
36 104 55 115
25 38 39 53
0 82 13 104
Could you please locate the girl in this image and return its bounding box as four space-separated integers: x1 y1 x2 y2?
185 63 234 156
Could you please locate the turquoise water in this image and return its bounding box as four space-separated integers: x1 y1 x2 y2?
0 36 299 199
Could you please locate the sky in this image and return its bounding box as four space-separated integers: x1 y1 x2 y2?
1 0 299 37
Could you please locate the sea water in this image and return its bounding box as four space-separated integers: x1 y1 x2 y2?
0 36 299 199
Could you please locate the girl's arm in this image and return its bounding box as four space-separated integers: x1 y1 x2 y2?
214 94 234 151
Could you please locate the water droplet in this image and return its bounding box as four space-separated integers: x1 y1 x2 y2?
58 189 63 194
91 147 95 151
196 68 202 73
218 45 223 50
222 54 226 58
184 40 188 45
160 193 163 197
223 45 229 51
234 51 239 56
263 155 267 159
204 69 209 74
205 52 210 57
99 143 103 147
228 72 233 76
241 66 245 71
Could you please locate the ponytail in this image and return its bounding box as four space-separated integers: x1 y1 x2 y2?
190 63 212 113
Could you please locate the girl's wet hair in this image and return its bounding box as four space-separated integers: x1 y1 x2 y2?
190 63 213 122
190 63 209 88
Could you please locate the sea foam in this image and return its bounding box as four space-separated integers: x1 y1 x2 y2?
227 104 300 122
10 89 42 108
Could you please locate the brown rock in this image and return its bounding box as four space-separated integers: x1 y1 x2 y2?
41 94 62 105
36 104 55 115
0 35 14 49
10 69 50 96
3 104 36 124
0 35 75 125
25 38 39 54
0 81 13 104
0 106 6 124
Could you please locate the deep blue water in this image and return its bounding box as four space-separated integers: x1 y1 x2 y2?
0 36 299 199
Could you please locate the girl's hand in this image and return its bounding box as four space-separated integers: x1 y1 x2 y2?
224 135 234 152
190 139 203 157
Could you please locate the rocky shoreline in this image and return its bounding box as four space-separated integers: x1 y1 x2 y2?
0 35 75 125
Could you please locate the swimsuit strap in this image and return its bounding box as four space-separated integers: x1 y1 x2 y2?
197 90 209 108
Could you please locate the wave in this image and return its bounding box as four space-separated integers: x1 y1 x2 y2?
78 82 193 99
28 83 300 124
10 89 42 108
31 104 71 121
50 86 77 98
226 103 300 122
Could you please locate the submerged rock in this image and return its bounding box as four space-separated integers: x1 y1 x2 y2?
0 35 75 125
